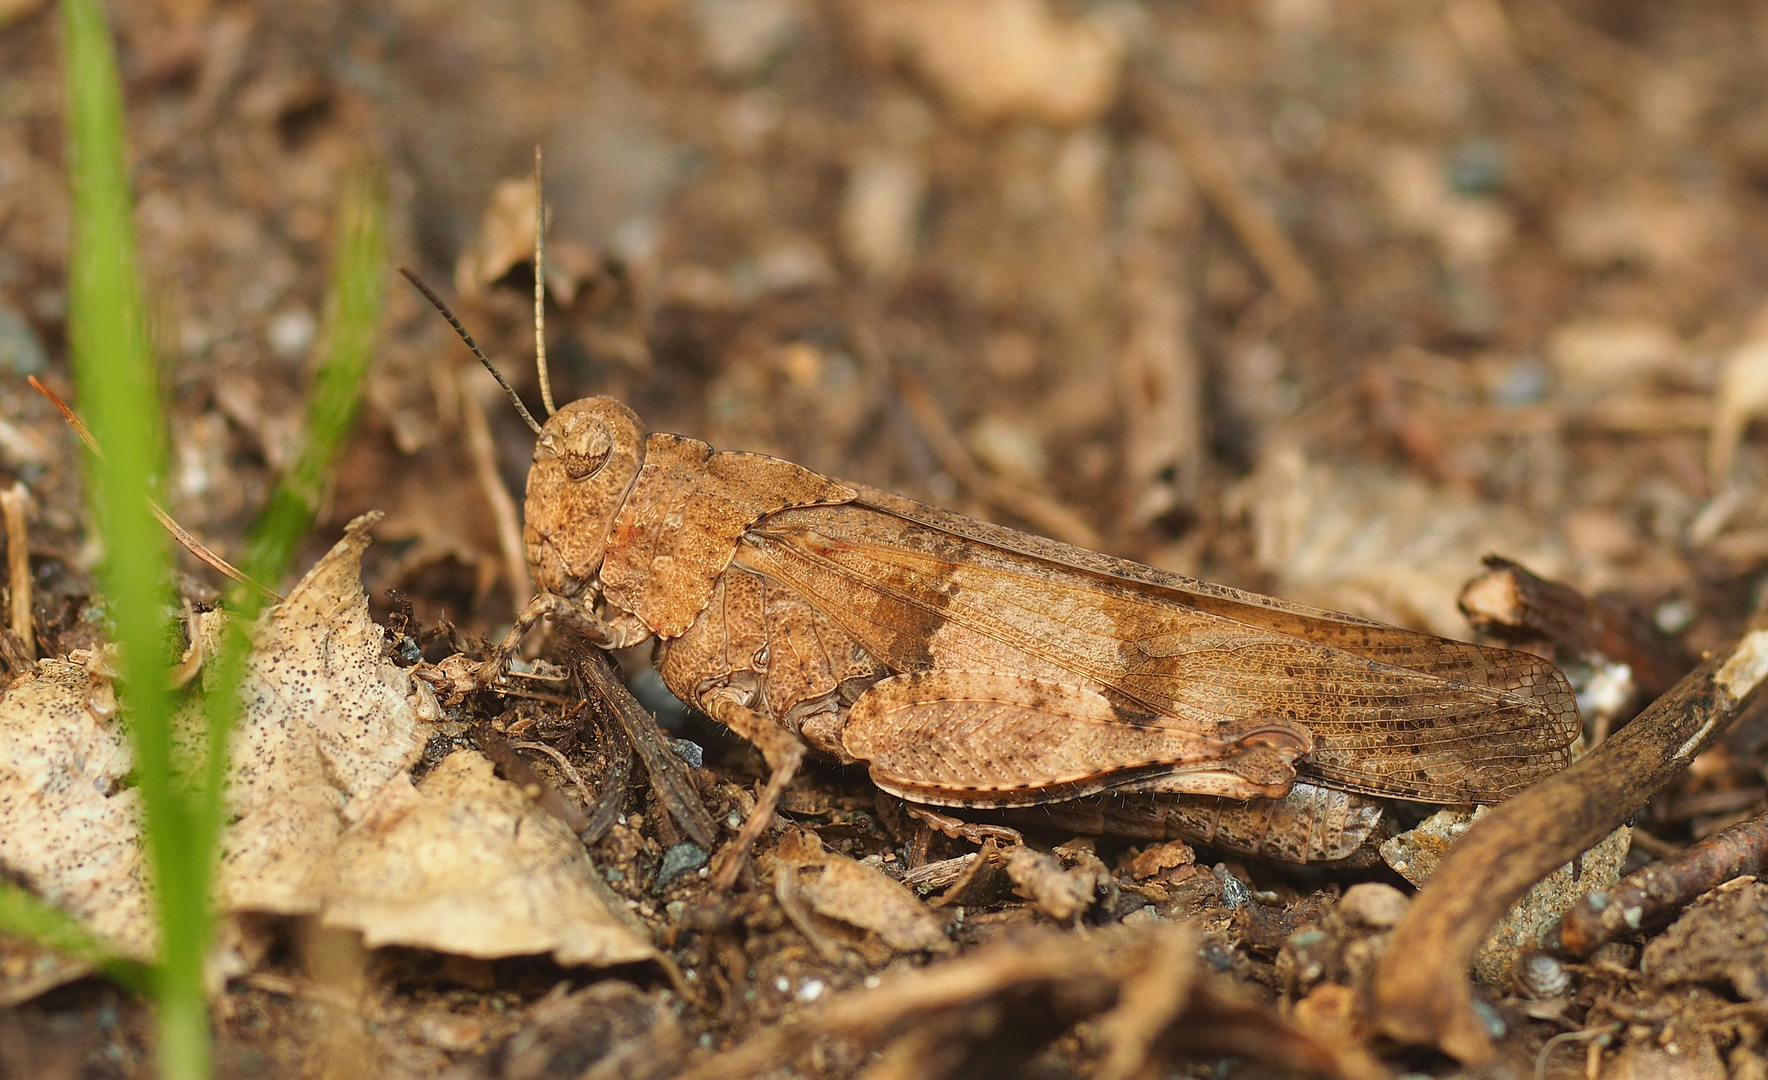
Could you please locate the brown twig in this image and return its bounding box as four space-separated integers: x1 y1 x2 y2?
895 373 1104 550
1539 811 1768 959
1460 555 1694 713
578 651 719 850
1116 240 1203 528
508 739 595 816
1 482 34 661
1133 77 1320 311
1371 600 1768 1062
672 923 1383 1080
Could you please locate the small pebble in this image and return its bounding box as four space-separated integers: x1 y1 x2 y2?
670 739 704 768
0 304 47 375
1211 864 1253 910
1337 882 1410 929
653 842 709 891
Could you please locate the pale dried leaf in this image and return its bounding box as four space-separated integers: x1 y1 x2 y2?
0 657 152 957
1707 338 1768 485
312 750 656 967
217 512 427 914
1238 446 1565 637
767 830 948 953
454 176 538 300
1547 318 1684 398
0 933 92 1008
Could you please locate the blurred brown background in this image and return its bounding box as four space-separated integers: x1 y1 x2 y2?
3 0 1767 656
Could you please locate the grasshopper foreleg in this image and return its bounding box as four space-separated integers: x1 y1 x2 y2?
705 694 807 890
422 594 653 701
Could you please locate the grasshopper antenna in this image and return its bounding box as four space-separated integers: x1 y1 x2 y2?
398 266 546 437
533 146 556 417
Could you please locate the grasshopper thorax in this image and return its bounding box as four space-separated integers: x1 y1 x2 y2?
523 396 646 600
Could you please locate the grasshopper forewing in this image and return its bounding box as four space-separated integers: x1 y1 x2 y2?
403 267 1580 881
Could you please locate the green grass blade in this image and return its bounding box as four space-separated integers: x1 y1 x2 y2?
49 12 384 1079
60 0 203 1076
0 881 156 995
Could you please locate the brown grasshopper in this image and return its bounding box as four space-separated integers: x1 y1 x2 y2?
401 267 1579 882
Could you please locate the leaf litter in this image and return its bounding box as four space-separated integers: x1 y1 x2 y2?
1 513 652 1008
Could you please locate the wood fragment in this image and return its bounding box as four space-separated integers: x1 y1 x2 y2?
578 651 719 850
1134 78 1320 311
895 372 1104 550
1460 555 1693 712
1540 811 1768 959
1 482 33 661
672 924 1382 1080
1370 600 1768 1063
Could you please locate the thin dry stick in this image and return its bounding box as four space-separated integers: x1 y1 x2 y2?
1371 600 1768 1063
1136 79 1320 311
28 375 282 601
1 482 34 658
533 145 556 418
1540 810 1768 959
895 373 1104 550
459 378 534 618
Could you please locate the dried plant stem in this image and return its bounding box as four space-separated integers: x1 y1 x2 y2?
459 379 533 618
2 482 34 658
30 375 281 601
532 145 555 417
1371 601 1768 1062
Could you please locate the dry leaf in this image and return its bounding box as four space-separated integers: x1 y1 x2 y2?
1237 446 1565 637
216 512 428 914
454 176 538 301
1547 318 1685 399
0 655 152 957
312 750 656 967
767 830 948 954
0 933 92 1008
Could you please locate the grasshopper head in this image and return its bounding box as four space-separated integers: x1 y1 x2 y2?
524 397 646 599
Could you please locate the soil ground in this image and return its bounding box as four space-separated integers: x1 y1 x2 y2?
6 0 1768 1077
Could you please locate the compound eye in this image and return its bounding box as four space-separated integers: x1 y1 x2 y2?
562 424 613 480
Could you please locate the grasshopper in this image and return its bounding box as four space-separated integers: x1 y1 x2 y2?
401 238 1578 881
